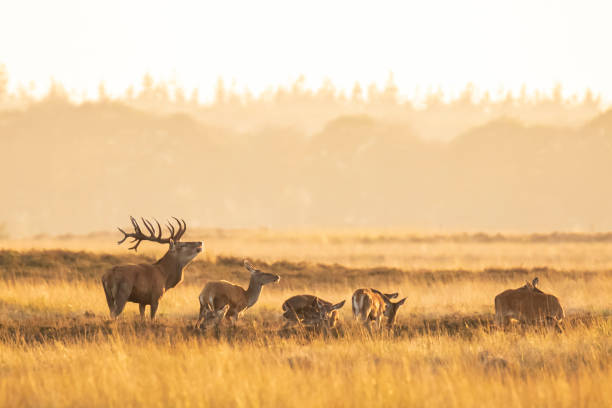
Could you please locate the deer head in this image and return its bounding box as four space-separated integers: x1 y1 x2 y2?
196 304 230 329
206 304 230 323
522 277 540 291
313 299 346 328
117 216 203 264
244 260 280 285
382 296 407 327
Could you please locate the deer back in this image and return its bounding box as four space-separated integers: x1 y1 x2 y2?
103 263 166 302
495 287 564 322
352 288 386 319
200 280 249 312
282 295 344 327
282 295 328 312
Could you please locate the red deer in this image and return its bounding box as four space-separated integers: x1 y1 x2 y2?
494 277 565 330
195 260 279 328
352 288 406 333
282 295 346 328
101 216 203 320
197 304 230 328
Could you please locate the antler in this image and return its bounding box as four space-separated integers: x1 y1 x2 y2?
117 216 187 251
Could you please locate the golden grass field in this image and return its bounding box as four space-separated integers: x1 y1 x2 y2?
1 230 612 407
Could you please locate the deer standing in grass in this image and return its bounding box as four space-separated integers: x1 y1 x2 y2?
102 216 203 320
352 288 406 333
195 260 280 328
494 277 565 331
282 295 346 328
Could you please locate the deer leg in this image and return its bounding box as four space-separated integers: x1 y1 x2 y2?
150 300 159 321
224 308 235 323
360 307 372 334
112 298 128 318
365 320 373 336
102 280 115 317
494 312 505 329
377 315 384 331
555 318 564 334
195 304 207 329
111 283 131 318
139 304 147 320
228 309 242 327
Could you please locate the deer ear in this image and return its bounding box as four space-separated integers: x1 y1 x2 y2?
244 260 256 273
396 297 407 306
217 304 230 318
169 239 175 250
331 300 346 310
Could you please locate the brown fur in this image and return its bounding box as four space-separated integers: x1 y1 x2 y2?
101 217 203 320
352 288 406 332
282 295 346 328
494 279 564 330
195 260 279 327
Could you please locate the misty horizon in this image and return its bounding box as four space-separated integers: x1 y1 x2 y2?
1 92 611 237
2 0 612 237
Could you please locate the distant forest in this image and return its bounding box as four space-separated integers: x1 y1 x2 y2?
0 66 604 140
1 68 611 236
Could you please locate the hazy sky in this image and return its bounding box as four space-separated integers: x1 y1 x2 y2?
1 0 610 102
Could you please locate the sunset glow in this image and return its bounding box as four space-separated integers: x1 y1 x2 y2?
1 0 611 102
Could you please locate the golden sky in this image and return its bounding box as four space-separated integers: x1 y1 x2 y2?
1 0 609 102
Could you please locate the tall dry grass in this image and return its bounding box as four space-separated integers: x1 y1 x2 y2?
1 321 611 407
1 231 612 407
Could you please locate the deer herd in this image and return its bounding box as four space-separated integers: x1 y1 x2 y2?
102 217 566 332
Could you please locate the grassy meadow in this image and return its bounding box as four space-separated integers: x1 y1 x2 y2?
1 230 612 407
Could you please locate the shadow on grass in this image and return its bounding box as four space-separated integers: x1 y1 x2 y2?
1 310 609 345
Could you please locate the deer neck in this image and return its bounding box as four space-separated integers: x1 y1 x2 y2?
245 276 264 308
155 251 185 290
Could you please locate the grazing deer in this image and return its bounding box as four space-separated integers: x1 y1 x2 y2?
494 277 565 331
352 288 406 333
197 304 230 328
195 260 279 328
101 216 203 320
282 295 346 328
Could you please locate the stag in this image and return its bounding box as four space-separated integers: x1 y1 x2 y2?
282 295 346 328
352 288 406 333
494 277 565 331
195 260 279 328
101 216 203 320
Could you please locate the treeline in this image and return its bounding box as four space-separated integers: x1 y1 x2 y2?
1 97 611 236
0 66 604 140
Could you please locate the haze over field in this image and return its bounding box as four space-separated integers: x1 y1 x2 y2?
0 87 611 236
2 0 612 237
